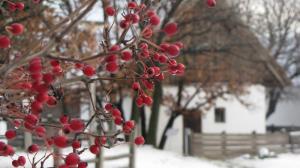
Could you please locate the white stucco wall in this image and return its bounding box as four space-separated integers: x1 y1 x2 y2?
201 85 267 134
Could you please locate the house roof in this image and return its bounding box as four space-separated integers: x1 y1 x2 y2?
166 0 291 88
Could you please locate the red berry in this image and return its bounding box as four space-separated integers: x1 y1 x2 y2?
167 44 180 56
15 2 25 10
83 65 95 77
65 153 80 166
106 62 119 73
207 0 216 7
72 140 81 149
129 14 140 23
128 2 138 9
114 116 123 125
53 135 68 148
109 45 120 51
28 144 39 153
24 122 35 130
3 145 15 156
120 20 130 29
100 137 107 145
143 80 154 90
111 108 121 117
46 96 57 107
75 63 84 69
31 100 43 114
147 67 155 77
142 27 153 38
46 138 54 146
0 35 11 49
105 54 117 62
63 124 71 134
124 120 135 129
149 15 160 26
8 3 16 12
12 160 19 167
35 126 46 137
50 60 60 67
132 82 140 90
25 114 38 125
36 92 49 103
121 51 132 61
136 96 144 107
147 10 156 17
17 156 26 166
13 120 21 128
69 119 84 132
89 145 100 154
104 103 113 111
6 23 24 35
143 95 153 106
5 130 16 140
174 42 184 48
158 55 167 63
52 66 63 75
105 6 116 16
163 22 178 36
59 115 69 124
28 64 42 74
134 136 145 145
31 73 43 81
78 162 88 168
123 125 132 134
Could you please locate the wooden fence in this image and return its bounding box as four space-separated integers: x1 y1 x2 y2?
188 132 300 159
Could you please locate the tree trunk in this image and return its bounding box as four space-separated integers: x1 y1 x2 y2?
266 88 281 119
147 82 162 146
158 113 179 149
140 106 147 140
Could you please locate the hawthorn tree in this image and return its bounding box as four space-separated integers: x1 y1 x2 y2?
0 0 220 167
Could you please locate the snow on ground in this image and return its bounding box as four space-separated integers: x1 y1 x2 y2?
227 154 300 168
0 145 300 168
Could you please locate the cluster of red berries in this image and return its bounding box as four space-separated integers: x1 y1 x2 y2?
0 22 24 49
0 1 26 49
0 141 15 156
27 57 60 115
2 1 25 12
59 116 85 134
104 103 144 145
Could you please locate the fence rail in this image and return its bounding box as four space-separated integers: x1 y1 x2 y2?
189 132 300 159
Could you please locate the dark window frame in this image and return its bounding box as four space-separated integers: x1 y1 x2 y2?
215 107 226 123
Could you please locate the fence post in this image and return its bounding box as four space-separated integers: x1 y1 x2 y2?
288 133 294 153
183 128 192 156
221 131 226 157
251 131 257 155
129 131 135 168
24 132 32 149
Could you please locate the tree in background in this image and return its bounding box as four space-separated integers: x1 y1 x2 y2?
237 0 300 118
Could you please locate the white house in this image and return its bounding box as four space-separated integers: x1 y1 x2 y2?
145 0 291 154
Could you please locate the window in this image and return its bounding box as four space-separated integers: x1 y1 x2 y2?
215 107 225 123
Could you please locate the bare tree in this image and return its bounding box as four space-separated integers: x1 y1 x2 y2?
237 0 300 118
